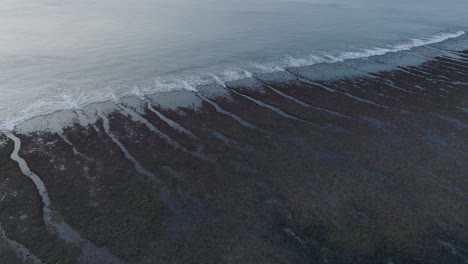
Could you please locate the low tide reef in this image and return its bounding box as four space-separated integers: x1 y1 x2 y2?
0 48 467 264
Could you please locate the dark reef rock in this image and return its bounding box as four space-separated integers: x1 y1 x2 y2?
0 50 467 263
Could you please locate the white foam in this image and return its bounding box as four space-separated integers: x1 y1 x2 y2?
221 69 253 82
0 31 464 132
285 55 330 68
328 31 466 62
208 73 227 88
252 30 466 71
105 87 120 103
207 70 254 89
251 63 286 73
131 86 146 101
154 78 200 92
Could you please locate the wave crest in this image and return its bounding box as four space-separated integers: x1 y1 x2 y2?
254 30 465 71
0 30 465 131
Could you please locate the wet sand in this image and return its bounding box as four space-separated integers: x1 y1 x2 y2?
0 50 467 263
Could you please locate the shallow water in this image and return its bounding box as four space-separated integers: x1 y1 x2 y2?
1 0 468 130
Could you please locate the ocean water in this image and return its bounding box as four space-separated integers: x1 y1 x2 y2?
1 0 468 130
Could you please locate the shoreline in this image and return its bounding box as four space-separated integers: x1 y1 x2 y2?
0 48 467 263
1 30 467 133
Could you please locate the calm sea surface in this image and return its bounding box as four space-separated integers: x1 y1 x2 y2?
1 0 468 129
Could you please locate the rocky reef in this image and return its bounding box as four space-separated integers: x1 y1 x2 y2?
0 49 467 263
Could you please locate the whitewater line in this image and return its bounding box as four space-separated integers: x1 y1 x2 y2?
118 104 187 152
254 78 312 107
0 223 42 264
273 31 465 71
4 132 119 263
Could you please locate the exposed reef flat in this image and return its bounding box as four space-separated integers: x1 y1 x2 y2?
1 49 467 264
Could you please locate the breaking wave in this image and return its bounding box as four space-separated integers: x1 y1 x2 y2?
0 30 465 131
253 30 465 71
